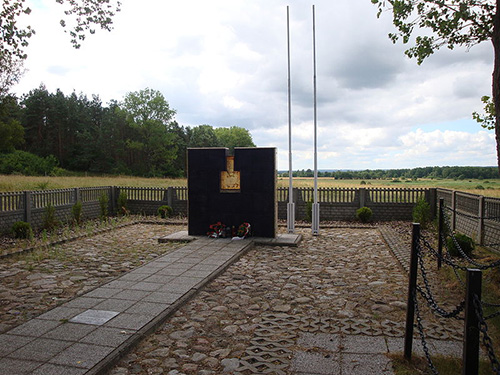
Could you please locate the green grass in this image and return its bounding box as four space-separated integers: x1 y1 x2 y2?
2 174 500 197
390 354 495 375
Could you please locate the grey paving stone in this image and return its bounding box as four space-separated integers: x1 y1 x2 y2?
182 269 213 278
0 334 34 356
93 298 136 312
0 357 42 374
37 306 86 322
80 327 134 347
8 318 61 338
155 267 189 276
104 280 137 289
129 281 163 291
157 282 194 295
104 313 154 330
84 287 122 298
31 363 88 375
142 274 176 284
49 342 115 369
290 351 340 375
297 333 340 352
429 339 463 357
342 334 389 354
126 301 170 316
64 296 105 309
69 309 120 325
7 338 73 362
42 322 97 341
112 289 151 301
143 291 184 304
113 271 149 282
386 336 428 356
342 353 394 375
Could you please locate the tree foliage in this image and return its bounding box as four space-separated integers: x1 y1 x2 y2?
0 86 257 177
0 0 120 96
371 0 495 64
371 0 500 173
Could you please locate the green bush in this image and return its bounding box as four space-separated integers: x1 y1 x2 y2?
99 193 109 220
447 233 475 257
72 201 82 225
305 200 313 222
157 205 173 218
43 203 59 230
0 150 58 176
12 221 33 239
413 198 432 229
356 207 373 223
117 191 128 216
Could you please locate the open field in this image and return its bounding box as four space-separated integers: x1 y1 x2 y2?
1 175 500 197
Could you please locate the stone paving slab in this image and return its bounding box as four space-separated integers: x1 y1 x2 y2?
0 237 255 375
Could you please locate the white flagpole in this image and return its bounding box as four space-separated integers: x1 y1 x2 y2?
312 4 320 236
287 5 295 234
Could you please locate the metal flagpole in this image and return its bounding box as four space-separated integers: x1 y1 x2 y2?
312 4 320 236
287 5 295 234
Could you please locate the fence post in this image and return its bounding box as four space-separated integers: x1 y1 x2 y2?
111 186 117 215
429 188 437 219
462 269 482 375
478 196 485 246
438 198 444 270
24 191 32 224
452 190 457 231
167 187 173 208
359 188 366 208
74 187 80 203
404 223 420 360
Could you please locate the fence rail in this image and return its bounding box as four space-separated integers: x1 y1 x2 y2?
369 188 427 203
0 192 24 212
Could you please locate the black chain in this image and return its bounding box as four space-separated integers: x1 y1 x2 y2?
413 292 439 375
473 294 500 374
420 233 469 272
415 240 465 319
485 310 500 321
443 212 500 270
443 205 500 220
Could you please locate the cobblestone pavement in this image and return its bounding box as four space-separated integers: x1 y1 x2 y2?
107 225 464 375
0 223 185 333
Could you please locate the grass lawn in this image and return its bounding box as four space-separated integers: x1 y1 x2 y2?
1 175 500 197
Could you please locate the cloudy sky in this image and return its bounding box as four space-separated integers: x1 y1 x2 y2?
13 0 496 171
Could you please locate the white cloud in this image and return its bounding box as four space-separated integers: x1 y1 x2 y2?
12 0 497 170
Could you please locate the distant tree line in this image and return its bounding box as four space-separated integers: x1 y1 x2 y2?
0 86 255 177
280 166 499 180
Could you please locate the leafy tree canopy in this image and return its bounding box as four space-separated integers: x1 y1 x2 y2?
1 0 120 96
371 0 500 173
213 126 256 152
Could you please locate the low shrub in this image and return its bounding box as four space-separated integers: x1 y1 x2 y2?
43 203 59 231
305 200 313 222
447 233 475 257
413 198 432 229
356 207 373 223
117 191 129 216
157 205 173 218
12 221 33 239
99 193 109 220
72 201 82 225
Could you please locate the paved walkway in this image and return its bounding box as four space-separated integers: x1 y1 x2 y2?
0 228 463 375
0 236 261 375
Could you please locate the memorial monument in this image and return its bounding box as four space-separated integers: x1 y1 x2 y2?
187 147 277 238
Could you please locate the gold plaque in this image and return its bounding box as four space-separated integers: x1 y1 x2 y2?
221 156 241 192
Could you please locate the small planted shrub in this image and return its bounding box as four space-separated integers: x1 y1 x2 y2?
306 200 313 222
356 207 373 223
447 233 475 257
413 198 432 229
43 203 59 230
72 201 82 225
157 205 173 218
12 221 33 239
99 193 109 220
117 191 129 216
